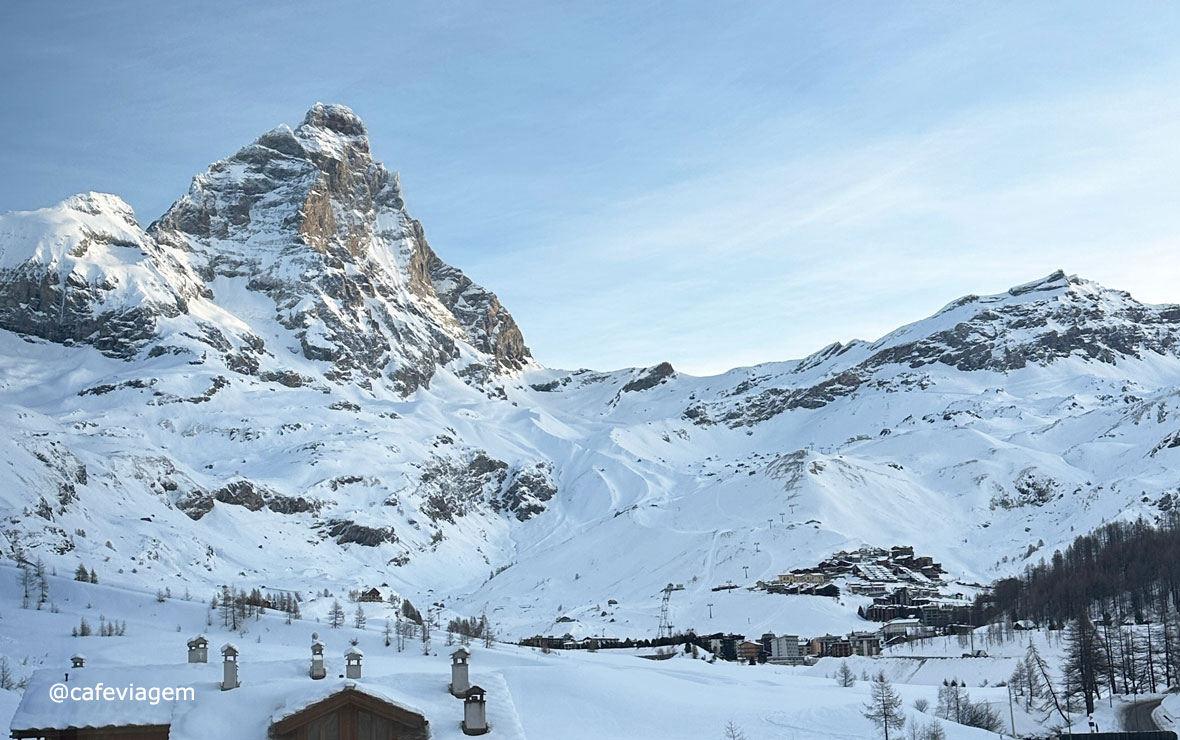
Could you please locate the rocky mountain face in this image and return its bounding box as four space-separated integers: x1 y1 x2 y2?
1 104 530 395
0 192 206 359
684 271 1180 428
3 105 1180 640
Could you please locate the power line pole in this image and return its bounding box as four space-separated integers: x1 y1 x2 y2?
657 584 674 639
1007 684 1016 739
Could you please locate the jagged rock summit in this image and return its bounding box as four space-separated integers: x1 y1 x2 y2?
0 103 531 394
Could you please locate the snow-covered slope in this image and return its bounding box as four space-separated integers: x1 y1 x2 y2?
1 563 1038 740
3 105 1180 643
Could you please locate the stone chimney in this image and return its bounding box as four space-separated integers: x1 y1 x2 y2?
450 647 470 697
70 654 86 669
187 635 208 663
220 644 240 690
461 685 488 735
344 646 363 680
310 640 326 680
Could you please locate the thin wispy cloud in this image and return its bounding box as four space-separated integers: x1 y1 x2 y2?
484 70 1180 375
1 2 1177 376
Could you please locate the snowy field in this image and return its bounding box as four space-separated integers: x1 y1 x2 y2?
0 563 1140 739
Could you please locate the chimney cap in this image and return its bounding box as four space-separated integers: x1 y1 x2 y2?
345 646 364 658
71 653 86 661
221 643 239 655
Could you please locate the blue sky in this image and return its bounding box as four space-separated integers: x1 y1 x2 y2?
2 2 1179 374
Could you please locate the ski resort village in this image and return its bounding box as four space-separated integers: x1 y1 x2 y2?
3 11 1180 735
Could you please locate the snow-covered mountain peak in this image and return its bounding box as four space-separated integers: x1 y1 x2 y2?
0 192 146 268
0 105 530 394
300 102 369 138
146 104 529 391
1005 268 1073 296
59 191 140 225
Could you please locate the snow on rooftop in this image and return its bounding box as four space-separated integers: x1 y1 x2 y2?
12 659 524 740
13 663 206 732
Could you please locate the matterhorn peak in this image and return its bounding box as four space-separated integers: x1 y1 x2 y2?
299 102 367 138
142 104 530 393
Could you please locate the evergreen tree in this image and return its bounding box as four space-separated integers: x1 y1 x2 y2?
863 671 905 740
220 585 235 629
722 721 747 740
1026 642 1069 726
329 599 345 629
75 564 90 582
354 604 367 630
17 560 33 609
936 679 966 723
34 557 48 609
836 660 857 687
1063 616 1105 714
0 656 17 691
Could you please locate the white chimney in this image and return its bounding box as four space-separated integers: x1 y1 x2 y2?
220 644 240 690
310 640 326 680
450 647 470 697
344 646 363 680
462 685 488 735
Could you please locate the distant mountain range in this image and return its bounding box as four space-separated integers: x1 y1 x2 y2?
3 104 1179 639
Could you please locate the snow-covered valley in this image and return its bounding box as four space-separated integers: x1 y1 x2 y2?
3 103 1180 738
0 562 1115 739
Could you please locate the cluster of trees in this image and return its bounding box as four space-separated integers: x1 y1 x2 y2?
933 678 1001 731
1009 638 1104 727
445 614 495 648
980 515 1180 626
0 656 28 691
842 666 993 738
974 515 1180 716
72 616 126 637
1013 616 1180 718
17 557 50 609
74 563 99 583
214 586 301 630
400 598 422 624
447 615 489 639
862 672 954 740
325 600 373 631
